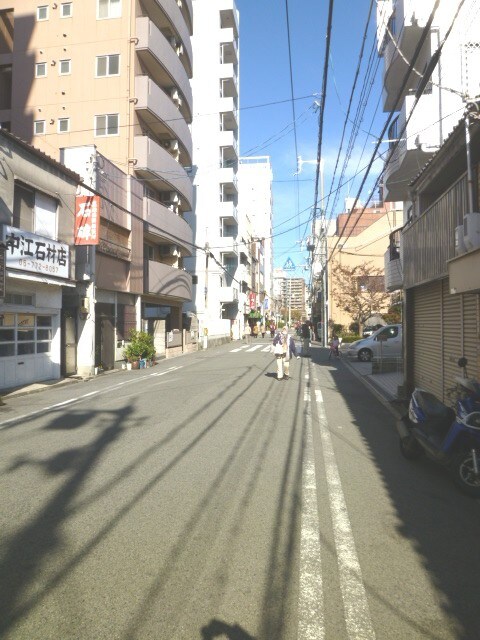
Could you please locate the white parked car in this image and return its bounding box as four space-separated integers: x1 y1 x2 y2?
344 324 403 362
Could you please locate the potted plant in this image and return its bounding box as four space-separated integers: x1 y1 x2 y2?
123 329 156 369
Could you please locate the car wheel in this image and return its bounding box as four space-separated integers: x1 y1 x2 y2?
358 348 372 362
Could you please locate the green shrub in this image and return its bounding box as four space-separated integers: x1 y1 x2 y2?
123 329 156 362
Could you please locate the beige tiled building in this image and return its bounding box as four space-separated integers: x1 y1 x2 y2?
0 0 195 374
327 203 402 330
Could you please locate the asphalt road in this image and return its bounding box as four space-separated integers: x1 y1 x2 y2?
0 340 479 639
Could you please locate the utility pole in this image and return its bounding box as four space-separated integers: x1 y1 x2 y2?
203 242 209 349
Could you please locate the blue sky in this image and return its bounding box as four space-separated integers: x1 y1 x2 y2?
235 0 385 275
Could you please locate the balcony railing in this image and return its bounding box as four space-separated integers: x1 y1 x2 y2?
403 174 468 288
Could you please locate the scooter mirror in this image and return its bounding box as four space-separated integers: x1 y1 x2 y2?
458 357 468 368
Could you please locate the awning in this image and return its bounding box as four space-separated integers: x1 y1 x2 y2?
8 271 76 287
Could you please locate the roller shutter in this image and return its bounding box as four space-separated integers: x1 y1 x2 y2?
463 292 480 380
442 279 462 401
412 280 442 399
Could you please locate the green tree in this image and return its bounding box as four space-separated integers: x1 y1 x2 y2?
331 261 391 334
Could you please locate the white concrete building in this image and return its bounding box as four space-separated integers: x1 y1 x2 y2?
184 0 240 343
238 156 274 325
376 0 480 204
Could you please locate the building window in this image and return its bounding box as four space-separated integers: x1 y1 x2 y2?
60 2 73 17
0 313 52 358
34 120 46 135
13 182 58 239
97 0 121 19
37 5 48 20
96 54 120 77
95 113 119 136
35 62 47 78
59 59 71 75
58 118 70 133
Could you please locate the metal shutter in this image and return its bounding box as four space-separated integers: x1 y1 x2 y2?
442 279 462 401
463 292 480 380
413 280 443 398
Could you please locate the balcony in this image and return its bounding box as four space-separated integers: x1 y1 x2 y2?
219 286 239 303
135 16 193 120
220 30 238 65
219 129 238 157
219 0 239 38
143 197 193 255
144 260 192 301
219 97 238 131
217 236 238 256
220 63 238 98
134 135 193 210
219 168 238 196
382 28 427 111
139 0 193 77
135 76 192 164
219 201 238 224
383 94 438 202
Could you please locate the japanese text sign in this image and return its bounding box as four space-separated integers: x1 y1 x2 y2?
3 226 69 279
75 195 100 245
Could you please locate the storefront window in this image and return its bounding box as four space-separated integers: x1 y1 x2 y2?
0 314 53 357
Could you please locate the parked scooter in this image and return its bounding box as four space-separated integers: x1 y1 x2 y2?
397 358 480 497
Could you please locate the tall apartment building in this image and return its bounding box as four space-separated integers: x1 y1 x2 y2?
184 0 241 342
376 0 479 204
238 156 274 324
0 1 195 372
273 270 306 320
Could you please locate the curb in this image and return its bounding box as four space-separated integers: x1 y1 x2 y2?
341 357 404 419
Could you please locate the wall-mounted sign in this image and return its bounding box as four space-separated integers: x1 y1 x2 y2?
249 292 256 309
3 226 70 280
75 195 100 245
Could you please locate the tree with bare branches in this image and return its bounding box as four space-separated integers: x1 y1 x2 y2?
330 261 391 334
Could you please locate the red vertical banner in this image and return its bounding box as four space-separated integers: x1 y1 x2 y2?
249 292 256 309
75 195 100 245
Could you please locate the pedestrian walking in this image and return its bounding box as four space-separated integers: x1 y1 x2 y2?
272 326 299 380
300 321 310 357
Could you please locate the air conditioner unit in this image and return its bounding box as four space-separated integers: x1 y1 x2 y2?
463 212 480 251
455 225 467 255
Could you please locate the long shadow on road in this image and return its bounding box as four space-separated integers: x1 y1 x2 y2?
313 346 480 640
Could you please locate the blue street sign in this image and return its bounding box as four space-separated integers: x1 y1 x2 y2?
283 257 295 271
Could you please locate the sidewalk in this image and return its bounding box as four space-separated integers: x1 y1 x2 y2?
341 357 405 417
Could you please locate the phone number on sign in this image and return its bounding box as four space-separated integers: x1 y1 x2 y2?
18 259 60 274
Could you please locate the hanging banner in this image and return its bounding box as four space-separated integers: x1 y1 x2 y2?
249 292 256 309
75 195 100 245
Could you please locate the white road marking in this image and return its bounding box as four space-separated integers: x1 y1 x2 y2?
0 366 183 429
230 345 250 352
246 344 265 352
262 345 272 352
314 382 375 640
298 376 325 639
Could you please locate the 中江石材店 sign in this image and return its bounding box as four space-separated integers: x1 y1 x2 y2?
3 226 69 280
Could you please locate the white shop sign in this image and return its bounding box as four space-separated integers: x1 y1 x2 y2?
3 226 70 280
